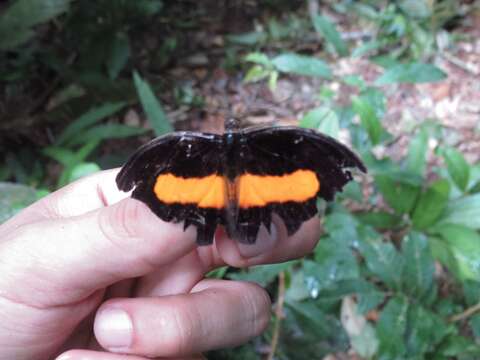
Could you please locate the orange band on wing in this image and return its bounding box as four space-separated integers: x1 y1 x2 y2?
238 169 319 208
154 173 226 209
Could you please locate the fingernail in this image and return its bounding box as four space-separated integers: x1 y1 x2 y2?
94 307 133 350
238 223 278 258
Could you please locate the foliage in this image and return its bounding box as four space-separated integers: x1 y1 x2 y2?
1 1 480 359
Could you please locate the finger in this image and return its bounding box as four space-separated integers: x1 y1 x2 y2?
134 216 320 298
56 349 204 360
210 215 320 268
0 198 196 307
94 279 271 357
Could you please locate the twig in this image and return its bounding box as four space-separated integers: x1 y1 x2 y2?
449 302 480 323
267 271 286 360
441 52 480 76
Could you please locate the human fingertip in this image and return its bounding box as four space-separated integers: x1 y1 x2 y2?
94 307 133 352
237 222 278 258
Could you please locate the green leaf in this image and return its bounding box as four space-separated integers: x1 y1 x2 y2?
133 71 173 135
375 173 421 214
0 0 73 50
405 304 453 357
438 193 480 229
313 238 360 288
300 107 339 139
401 232 436 302
244 52 272 67
376 296 409 359
243 65 271 83
351 96 383 145
0 182 38 223
311 15 348 56
42 146 76 166
68 162 101 183
411 179 450 229
228 261 295 287
443 147 470 192
438 335 480 357
68 124 147 146
272 53 332 78
433 223 480 281
375 62 447 85
226 31 267 45
107 32 130 80
56 102 127 146
356 211 402 229
406 128 428 176
357 239 404 290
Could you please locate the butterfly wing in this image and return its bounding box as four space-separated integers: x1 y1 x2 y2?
233 126 366 239
116 132 225 245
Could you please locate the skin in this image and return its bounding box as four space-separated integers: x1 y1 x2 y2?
0 169 320 360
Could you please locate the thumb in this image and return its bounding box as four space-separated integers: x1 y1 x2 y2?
0 198 197 308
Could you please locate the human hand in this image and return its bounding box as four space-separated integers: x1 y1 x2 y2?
0 169 320 360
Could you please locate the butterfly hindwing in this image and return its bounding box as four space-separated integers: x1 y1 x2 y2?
230 126 365 238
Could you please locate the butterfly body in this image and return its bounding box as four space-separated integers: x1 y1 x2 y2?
116 125 366 245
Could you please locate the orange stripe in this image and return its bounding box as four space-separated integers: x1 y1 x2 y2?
238 169 319 208
154 173 226 209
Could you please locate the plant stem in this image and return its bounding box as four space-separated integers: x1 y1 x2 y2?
267 271 286 360
449 302 480 323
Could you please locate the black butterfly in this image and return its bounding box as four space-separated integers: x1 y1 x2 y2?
116 123 366 245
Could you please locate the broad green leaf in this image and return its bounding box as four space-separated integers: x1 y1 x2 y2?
376 296 409 359
0 0 73 50
405 304 453 357
375 62 446 85
272 53 332 78
411 179 450 229
375 174 421 214
311 15 348 56
68 162 101 183
286 300 348 345
56 102 127 145
351 96 383 145
438 193 480 229
401 232 436 302
406 128 428 176
438 335 480 357
228 261 295 287
0 182 37 223
68 124 147 146
133 71 173 135
300 107 339 138
244 52 272 67
357 240 404 290
356 211 402 229
443 147 470 191
434 223 480 281
313 239 359 287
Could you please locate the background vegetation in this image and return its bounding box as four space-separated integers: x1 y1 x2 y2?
1 0 480 359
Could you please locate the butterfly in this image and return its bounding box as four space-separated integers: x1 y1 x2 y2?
116 121 366 245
